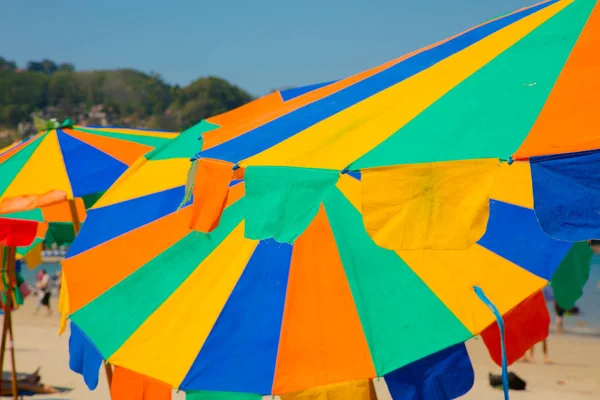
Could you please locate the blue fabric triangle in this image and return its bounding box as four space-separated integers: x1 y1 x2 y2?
477 200 572 280
67 186 185 258
69 321 103 390
180 240 292 393
385 343 474 400
56 129 128 198
530 150 600 242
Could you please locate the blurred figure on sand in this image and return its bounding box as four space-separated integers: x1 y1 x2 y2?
522 339 551 364
35 269 52 316
555 302 566 334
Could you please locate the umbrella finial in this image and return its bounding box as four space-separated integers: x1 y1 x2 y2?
59 118 74 129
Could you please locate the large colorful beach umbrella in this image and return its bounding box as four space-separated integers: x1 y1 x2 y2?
61 2 600 397
185 0 600 252
62 157 590 399
0 121 177 209
62 11 597 392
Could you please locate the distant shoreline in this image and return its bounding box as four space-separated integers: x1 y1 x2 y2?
42 256 64 263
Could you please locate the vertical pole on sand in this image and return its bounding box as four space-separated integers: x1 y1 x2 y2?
68 199 113 397
0 246 20 400
0 246 6 396
6 247 18 400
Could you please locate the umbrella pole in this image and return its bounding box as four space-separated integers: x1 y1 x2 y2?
0 283 7 396
6 302 17 400
67 199 113 396
0 246 19 400
104 361 113 386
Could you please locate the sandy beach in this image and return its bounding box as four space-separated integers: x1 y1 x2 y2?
463 335 600 399
4 298 185 400
3 297 599 399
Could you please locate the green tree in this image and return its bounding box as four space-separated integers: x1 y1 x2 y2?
169 76 253 127
0 57 17 71
0 58 253 133
48 71 85 113
58 63 75 73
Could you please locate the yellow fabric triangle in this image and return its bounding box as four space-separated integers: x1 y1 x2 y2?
279 379 377 400
489 161 533 209
2 132 73 201
361 159 499 251
23 243 43 270
94 158 190 209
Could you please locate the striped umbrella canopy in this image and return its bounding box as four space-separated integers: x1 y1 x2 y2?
61 12 597 390
186 0 600 252
0 122 177 210
62 153 591 399
88 81 345 218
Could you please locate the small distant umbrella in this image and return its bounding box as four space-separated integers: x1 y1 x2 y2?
0 119 177 208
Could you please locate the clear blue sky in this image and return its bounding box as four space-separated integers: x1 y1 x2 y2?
1 0 535 96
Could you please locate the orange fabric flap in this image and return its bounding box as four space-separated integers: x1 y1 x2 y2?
190 159 235 233
112 366 172 400
41 198 86 222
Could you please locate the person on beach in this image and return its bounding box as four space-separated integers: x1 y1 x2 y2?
522 338 551 364
35 269 52 316
555 301 565 334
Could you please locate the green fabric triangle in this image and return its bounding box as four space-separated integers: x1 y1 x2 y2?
551 242 593 309
244 166 340 244
186 391 261 400
148 120 218 161
81 191 105 208
0 208 45 223
180 160 198 208
45 222 77 247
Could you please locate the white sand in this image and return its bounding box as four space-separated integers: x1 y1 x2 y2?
462 335 600 399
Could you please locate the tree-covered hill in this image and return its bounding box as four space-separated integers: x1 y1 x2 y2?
0 57 254 147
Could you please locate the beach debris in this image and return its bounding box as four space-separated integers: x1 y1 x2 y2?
489 372 527 391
